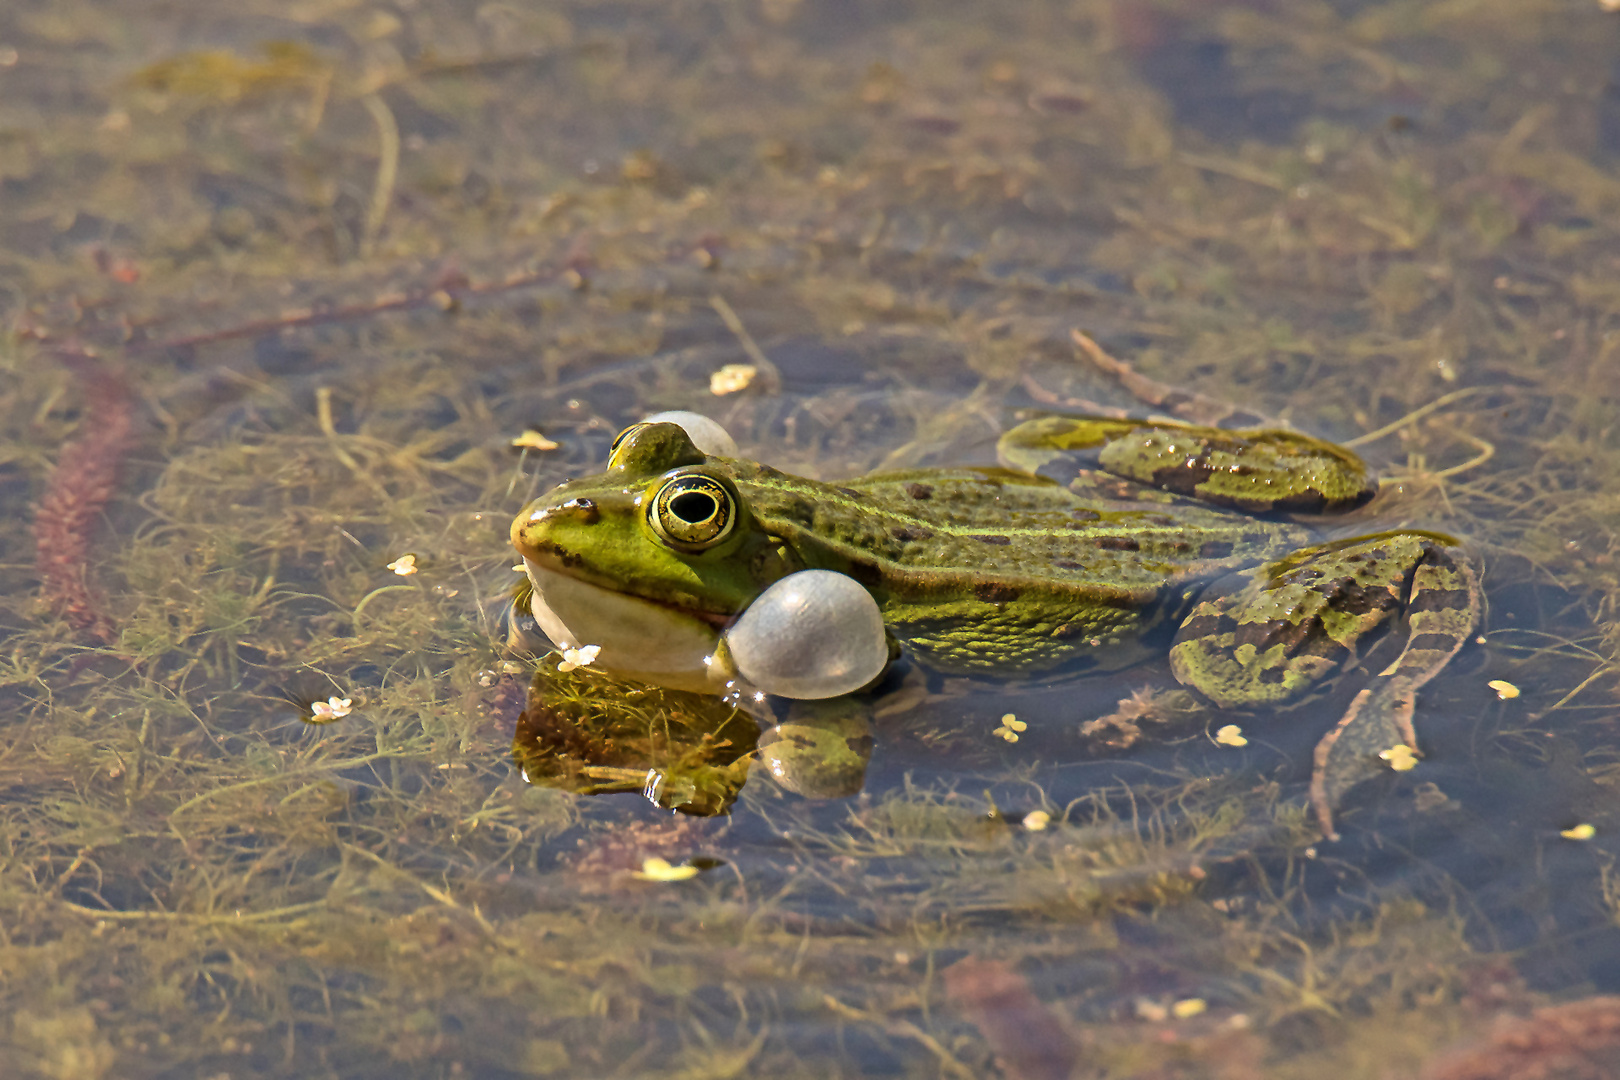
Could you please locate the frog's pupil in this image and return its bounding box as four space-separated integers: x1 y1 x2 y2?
671 492 716 523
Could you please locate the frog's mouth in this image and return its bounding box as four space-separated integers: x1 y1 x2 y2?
520 557 733 694
517 548 735 628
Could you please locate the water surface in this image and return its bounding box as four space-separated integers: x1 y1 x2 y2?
4 1 1620 1076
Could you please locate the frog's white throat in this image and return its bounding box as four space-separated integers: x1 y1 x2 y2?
522 558 728 694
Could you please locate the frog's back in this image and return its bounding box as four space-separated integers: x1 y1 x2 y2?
733 462 1295 591
729 461 1305 674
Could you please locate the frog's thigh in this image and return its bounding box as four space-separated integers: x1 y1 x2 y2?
996 416 1141 477
1168 533 1452 708
999 416 1376 513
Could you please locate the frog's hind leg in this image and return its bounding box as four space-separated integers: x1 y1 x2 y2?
1308 542 1481 840
1167 532 1481 839
997 413 1377 514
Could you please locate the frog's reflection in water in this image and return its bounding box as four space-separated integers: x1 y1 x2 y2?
509 659 874 815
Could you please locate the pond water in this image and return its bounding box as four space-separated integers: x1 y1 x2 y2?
5 0 1620 1076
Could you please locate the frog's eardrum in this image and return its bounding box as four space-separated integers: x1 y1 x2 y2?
725 570 888 699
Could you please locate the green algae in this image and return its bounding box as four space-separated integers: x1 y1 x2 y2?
5 0 1620 1076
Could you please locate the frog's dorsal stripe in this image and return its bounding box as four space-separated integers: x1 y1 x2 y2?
730 461 1308 674
736 464 1300 584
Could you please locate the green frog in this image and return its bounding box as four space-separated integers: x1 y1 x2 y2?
510 412 1480 838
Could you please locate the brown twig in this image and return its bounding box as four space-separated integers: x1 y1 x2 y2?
121 240 592 357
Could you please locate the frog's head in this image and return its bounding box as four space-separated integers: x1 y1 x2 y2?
511 422 802 691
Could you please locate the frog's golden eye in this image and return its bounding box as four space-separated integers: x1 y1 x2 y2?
608 423 647 467
649 475 735 552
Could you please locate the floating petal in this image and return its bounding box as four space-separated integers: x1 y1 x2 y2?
510 429 560 450
632 857 700 882
557 644 602 672
310 695 353 722
709 364 757 395
1379 744 1420 771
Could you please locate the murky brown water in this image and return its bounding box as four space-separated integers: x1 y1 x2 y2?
5 1 1620 1076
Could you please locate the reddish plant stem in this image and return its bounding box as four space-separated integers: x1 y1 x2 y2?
943 957 1082 1080
32 347 135 643
22 235 604 641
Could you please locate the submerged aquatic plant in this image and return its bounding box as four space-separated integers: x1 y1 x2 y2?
28 346 135 642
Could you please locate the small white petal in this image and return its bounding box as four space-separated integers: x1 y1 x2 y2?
632 857 700 882
709 364 757 396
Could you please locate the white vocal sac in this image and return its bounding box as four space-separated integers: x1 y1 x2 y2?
724 570 889 699
640 411 738 457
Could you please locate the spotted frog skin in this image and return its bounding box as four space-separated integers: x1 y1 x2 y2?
512 417 1480 837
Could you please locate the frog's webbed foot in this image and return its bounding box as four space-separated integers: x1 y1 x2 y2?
1308 683 1415 841
1309 545 1481 839
1168 532 1481 840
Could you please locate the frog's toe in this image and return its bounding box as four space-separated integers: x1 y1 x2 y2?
1309 683 1417 841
